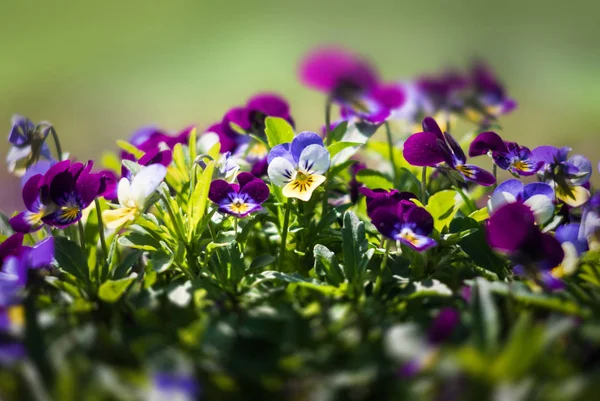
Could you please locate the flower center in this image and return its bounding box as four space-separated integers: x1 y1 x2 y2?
290 172 315 193
229 199 250 215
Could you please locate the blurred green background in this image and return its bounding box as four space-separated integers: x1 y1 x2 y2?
1 0 599 212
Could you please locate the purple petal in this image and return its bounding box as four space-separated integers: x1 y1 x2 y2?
42 159 71 187
370 207 402 239
522 182 554 201
239 179 270 205
538 232 564 270
371 84 406 110
469 131 508 157
290 132 323 164
567 155 592 186
298 47 378 94
487 203 536 253
28 237 54 269
236 172 258 189
225 107 252 131
428 308 460 345
247 93 291 120
530 145 561 165
421 117 444 140
398 231 437 252
21 174 43 212
209 180 235 204
443 132 466 165
0 233 24 262
555 224 588 255
495 179 524 199
98 170 118 200
20 160 55 188
9 212 42 234
76 171 101 207
539 271 565 292
403 132 445 167
0 343 26 366
403 204 434 235
456 164 496 186
139 149 173 167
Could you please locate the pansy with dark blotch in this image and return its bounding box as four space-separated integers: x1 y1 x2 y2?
38 160 103 228
6 115 54 176
403 117 496 186
299 47 405 124
209 172 270 218
487 202 565 290
469 131 543 176
369 199 436 252
0 233 54 306
359 187 417 216
530 145 592 207
267 131 331 202
487 179 555 225
9 174 48 233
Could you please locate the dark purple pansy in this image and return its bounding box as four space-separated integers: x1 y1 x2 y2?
403 117 496 186
226 93 295 134
208 172 270 218
486 202 564 271
370 200 436 251
427 308 460 345
470 62 517 119
40 160 103 228
359 187 417 216
0 233 54 306
469 132 543 176
9 174 47 233
299 47 405 124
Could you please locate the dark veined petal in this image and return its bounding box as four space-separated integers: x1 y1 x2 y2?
403 132 446 167
403 204 434 235
290 132 324 164
455 164 496 186
49 171 75 205
486 202 536 253
208 180 236 204
239 179 270 205
42 159 71 187
469 131 508 157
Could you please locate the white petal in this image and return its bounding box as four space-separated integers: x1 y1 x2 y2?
198 132 220 154
117 177 133 207
524 194 555 225
131 164 167 208
298 144 330 175
267 157 296 187
487 191 516 214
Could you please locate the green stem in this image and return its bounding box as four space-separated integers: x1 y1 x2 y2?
374 241 389 295
324 95 333 147
77 220 86 253
421 167 428 204
492 164 498 190
48 126 64 161
279 198 292 271
384 121 398 187
453 185 477 214
94 198 108 258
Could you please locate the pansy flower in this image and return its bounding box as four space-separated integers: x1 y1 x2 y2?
299 47 405 124
40 160 103 228
530 145 592 207
469 132 543 176
487 179 555 225
369 200 436 251
467 62 517 124
267 132 331 202
359 187 417 216
403 117 496 186
6 115 54 176
9 174 48 233
209 172 269 218
103 164 167 230
487 202 564 290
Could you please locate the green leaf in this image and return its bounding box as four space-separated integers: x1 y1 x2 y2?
188 160 216 241
172 143 190 182
313 244 344 285
98 274 138 303
248 254 277 272
403 279 453 299
471 278 500 354
264 117 294 148
116 140 144 159
450 217 506 274
0 212 13 236
112 250 143 279
188 127 197 163
100 152 122 172
54 237 90 284
329 120 348 143
148 251 174 273
118 232 161 251
327 141 363 161
355 169 393 190
469 207 489 222
122 159 142 176
426 189 459 232
341 211 371 288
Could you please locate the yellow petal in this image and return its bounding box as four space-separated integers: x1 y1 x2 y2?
282 174 326 202
557 185 590 207
103 207 137 230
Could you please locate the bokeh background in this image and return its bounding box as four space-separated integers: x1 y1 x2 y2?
1 0 599 212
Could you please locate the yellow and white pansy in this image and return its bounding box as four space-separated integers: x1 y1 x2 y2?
103 164 167 229
267 132 330 202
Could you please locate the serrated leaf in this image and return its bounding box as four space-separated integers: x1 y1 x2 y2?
98 273 138 303
264 117 294 148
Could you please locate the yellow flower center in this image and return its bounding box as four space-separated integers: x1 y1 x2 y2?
8 305 25 328
60 205 80 222
290 172 315 193
512 160 528 172
229 200 250 215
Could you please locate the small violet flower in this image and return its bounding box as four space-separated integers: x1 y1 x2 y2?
469 131 543 176
103 164 167 230
487 179 555 225
209 172 270 218
267 132 330 202
148 372 200 401
369 199 436 252
6 115 54 177
403 117 496 186
299 47 405 124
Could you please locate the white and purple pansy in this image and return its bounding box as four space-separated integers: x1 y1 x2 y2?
469 131 543 176
487 179 555 225
208 172 269 218
267 132 331 202
370 200 437 252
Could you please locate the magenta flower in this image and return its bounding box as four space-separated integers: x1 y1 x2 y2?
299 47 405 124
469 132 543 176
209 172 270 218
359 187 417 216
403 117 496 186
369 199 436 252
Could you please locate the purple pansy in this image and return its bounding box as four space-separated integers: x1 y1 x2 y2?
6 115 54 176
209 172 269 218
556 223 589 256
487 202 564 275
369 200 436 252
9 174 48 233
149 372 200 401
403 117 496 186
359 187 417 216
469 62 517 121
267 131 331 202
299 47 405 124
487 179 555 225
0 233 54 306
469 132 543 176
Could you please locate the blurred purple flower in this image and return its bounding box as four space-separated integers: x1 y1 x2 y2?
487 179 555 225
6 115 54 176
209 172 269 218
